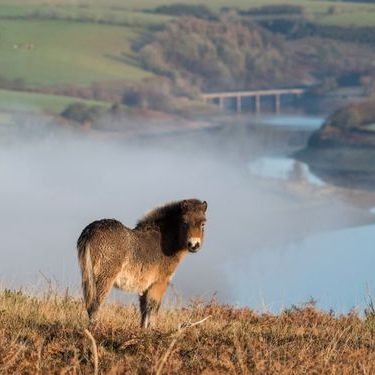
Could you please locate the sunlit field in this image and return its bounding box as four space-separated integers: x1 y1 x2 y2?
2 290 375 374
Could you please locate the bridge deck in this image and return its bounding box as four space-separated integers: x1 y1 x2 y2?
202 88 305 100
201 88 306 113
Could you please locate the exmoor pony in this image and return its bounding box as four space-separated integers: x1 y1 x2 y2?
77 199 207 328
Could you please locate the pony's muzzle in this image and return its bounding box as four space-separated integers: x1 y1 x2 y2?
187 238 201 252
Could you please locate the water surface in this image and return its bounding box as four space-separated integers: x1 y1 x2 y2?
259 115 323 129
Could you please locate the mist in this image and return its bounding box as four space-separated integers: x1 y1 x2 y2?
1 118 375 312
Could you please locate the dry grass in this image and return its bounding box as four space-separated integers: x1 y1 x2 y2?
1 290 375 374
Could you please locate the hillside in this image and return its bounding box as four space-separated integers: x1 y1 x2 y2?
0 0 375 117
0 20 152 86
2 290 375 374
136 16 375 93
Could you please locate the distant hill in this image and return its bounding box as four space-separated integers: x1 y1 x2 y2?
295 99 375 190
307 100 375 148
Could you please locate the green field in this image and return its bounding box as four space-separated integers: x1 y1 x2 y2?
0 89 109 113
0 20 153 87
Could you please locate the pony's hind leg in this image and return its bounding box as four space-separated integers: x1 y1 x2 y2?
139 281 168 328
87 274 117 322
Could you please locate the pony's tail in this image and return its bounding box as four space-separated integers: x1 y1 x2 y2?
77 240 96 318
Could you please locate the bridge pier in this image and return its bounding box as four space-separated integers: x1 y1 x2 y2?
236 96 242 113
219 96 224 109
255 95 260 114
275 94 280 114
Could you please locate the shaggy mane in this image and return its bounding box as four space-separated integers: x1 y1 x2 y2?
135 200 183 229
135 199 203 229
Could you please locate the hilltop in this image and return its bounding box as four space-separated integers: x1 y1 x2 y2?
2 290 375 374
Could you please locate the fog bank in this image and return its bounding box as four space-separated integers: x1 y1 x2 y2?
1 120 374 311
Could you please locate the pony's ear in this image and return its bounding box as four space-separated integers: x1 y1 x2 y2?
201 201 208 212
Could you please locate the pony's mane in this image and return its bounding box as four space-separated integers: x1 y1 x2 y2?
135 199 202 229
135 200 183 229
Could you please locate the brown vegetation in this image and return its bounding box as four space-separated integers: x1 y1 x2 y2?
327 100 375 130
1 290 375 374
137 17 297 91
136 16 375 93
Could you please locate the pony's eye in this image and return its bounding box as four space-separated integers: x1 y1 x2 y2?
201 222 205 229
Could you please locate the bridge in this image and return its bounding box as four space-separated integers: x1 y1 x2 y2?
202 88 306 114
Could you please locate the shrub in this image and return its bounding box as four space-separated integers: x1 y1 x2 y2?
0 76 26 90
122 77 173 111
149 4 218 21
60 103 104 124
239 4 303 16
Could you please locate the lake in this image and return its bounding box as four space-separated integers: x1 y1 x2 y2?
1 114 375 314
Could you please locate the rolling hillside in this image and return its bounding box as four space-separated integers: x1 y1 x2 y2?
0 0 374 115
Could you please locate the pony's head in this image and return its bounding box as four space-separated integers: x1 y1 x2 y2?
181 199 207 253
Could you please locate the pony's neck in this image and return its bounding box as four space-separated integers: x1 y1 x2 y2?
135 217 186 257
160 219 185 256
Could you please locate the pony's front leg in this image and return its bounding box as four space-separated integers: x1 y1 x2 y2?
139 281 168 328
